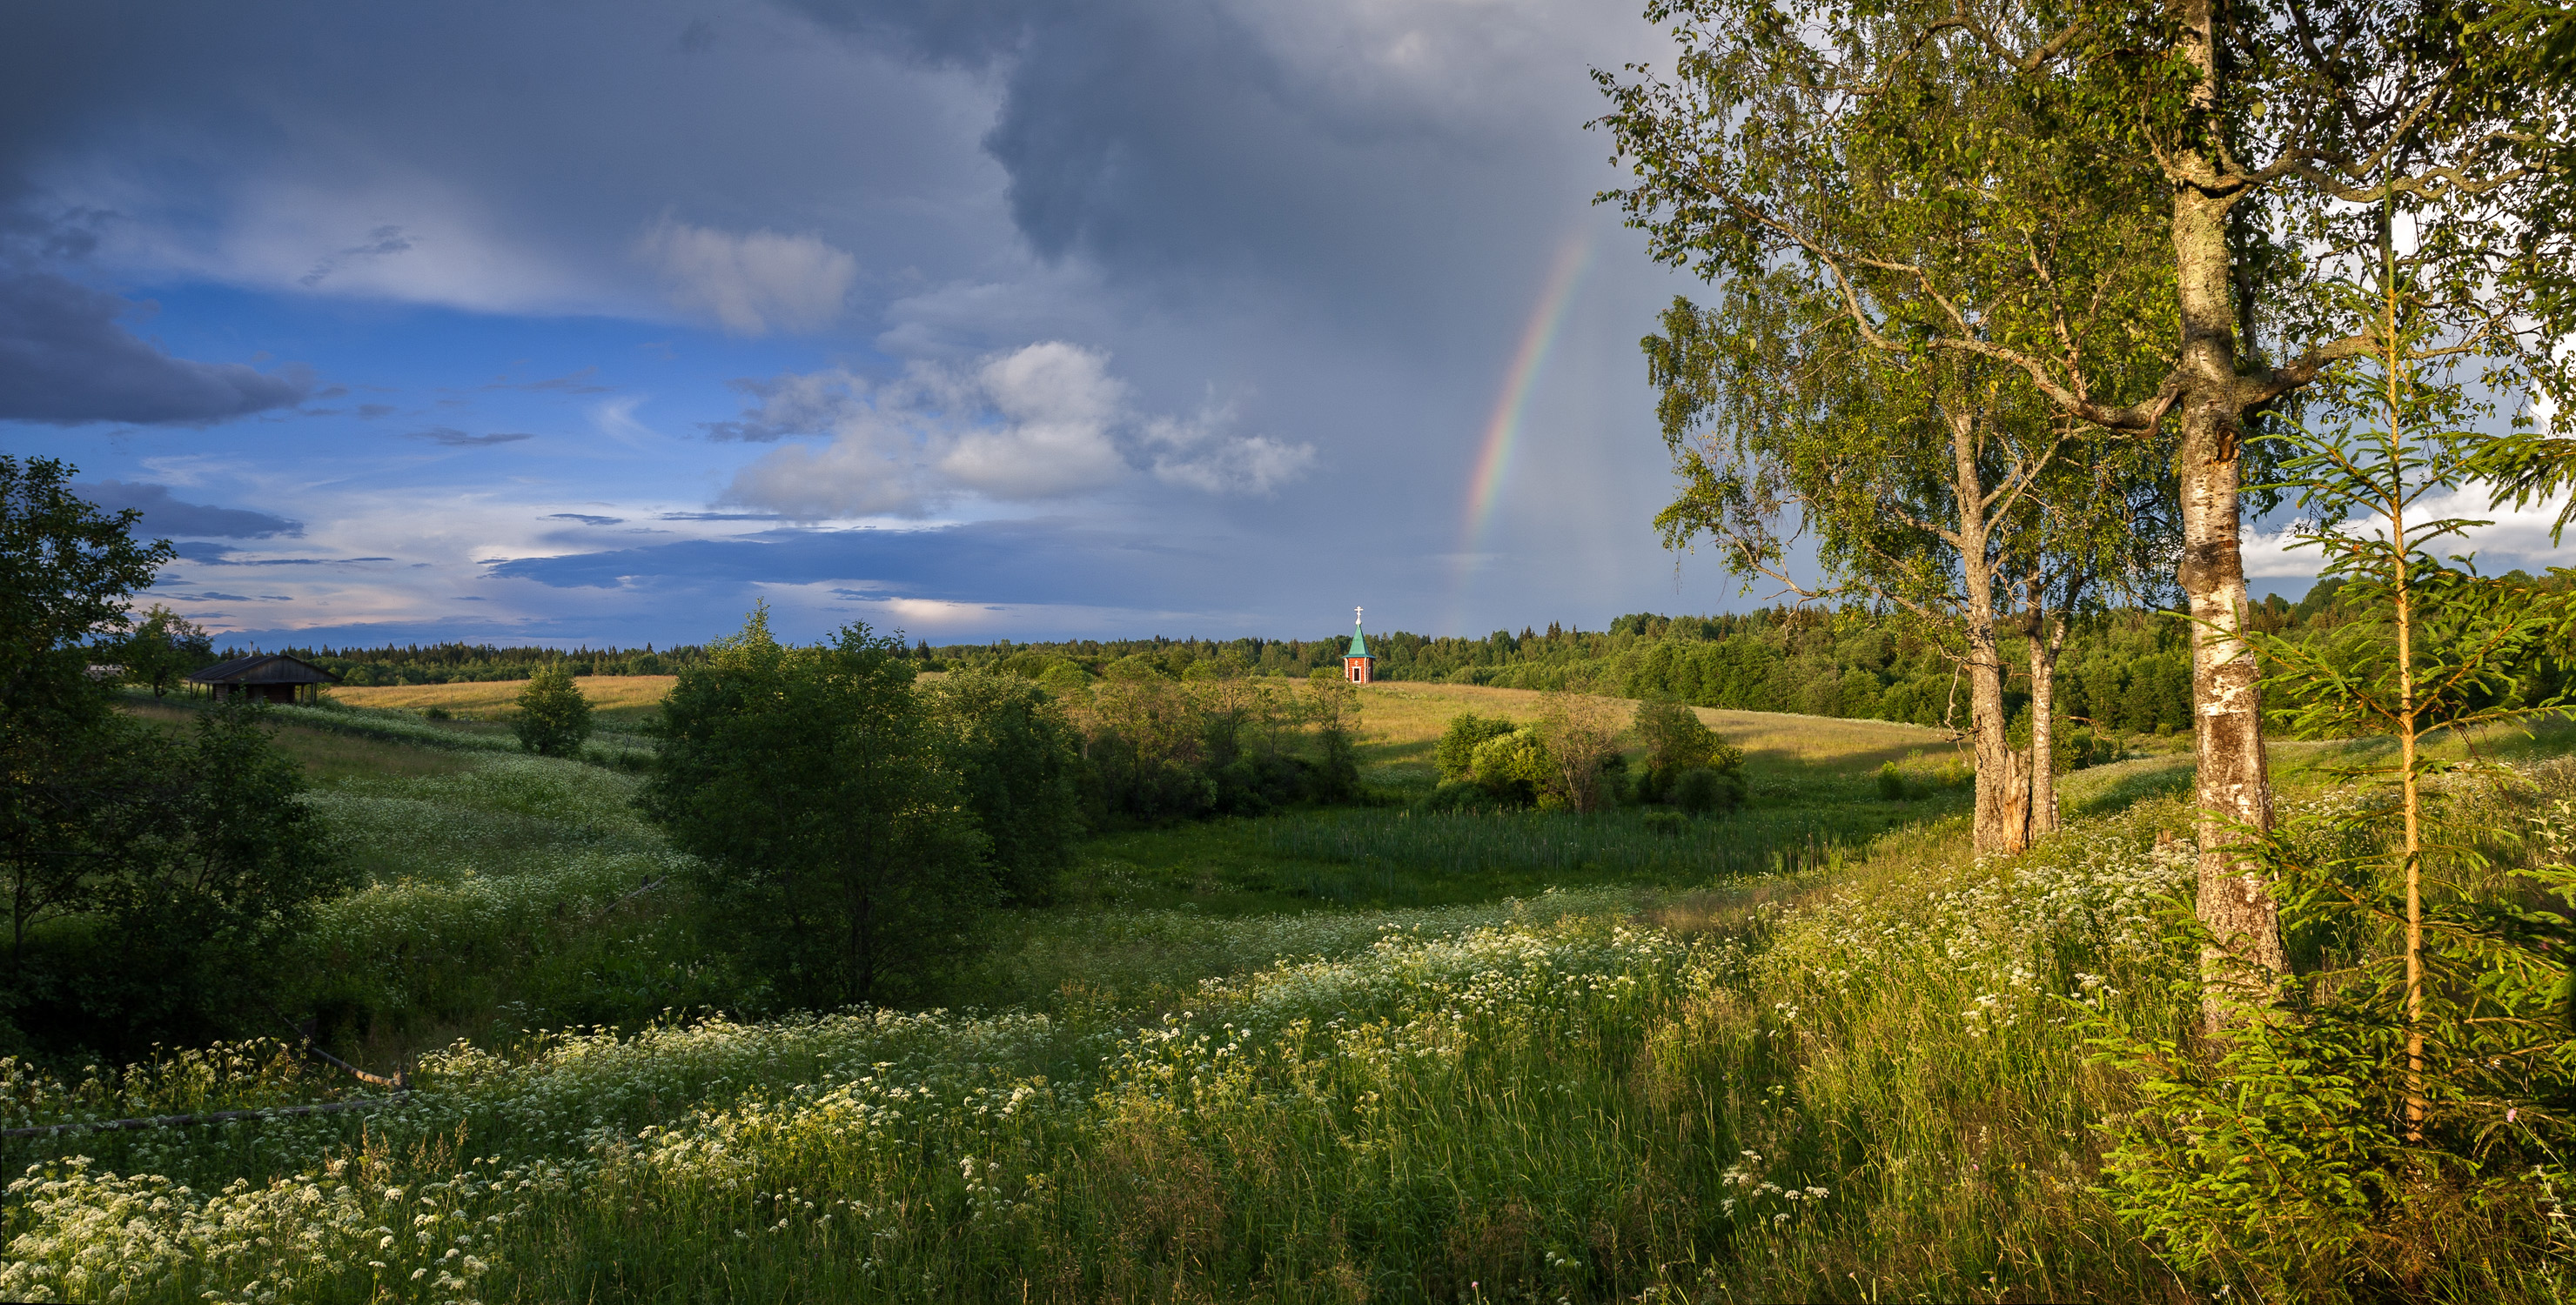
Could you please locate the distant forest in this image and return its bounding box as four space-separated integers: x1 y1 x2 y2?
269 643 707 686
250 574 2569 739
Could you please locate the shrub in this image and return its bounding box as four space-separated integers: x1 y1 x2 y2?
1877 761 1908 801
1468 728 1552 806
1434 712 1520 781
1667 765 1744 816
423 704 451 720
1633 697 1745 805
513 667 593 757
1640 809 1687 838
1415 779 1506 814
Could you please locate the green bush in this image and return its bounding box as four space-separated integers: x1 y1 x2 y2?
1468 727 1552 806
1640 809 1687 838
1877 761 1908 800
1415 779 1508 814
513 667 593 757
1433 712 1519 781
1667 765 1745 815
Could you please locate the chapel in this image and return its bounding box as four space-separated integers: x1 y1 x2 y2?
1343 607 1375 684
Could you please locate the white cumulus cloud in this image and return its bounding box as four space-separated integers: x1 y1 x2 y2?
637 218 857 335
713 342 1313 520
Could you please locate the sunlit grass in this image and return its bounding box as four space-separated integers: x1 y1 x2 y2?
1351 679 1953 794
330 674 677 727
23 693 2572 1300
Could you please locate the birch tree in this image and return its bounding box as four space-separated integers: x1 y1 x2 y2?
1597 0 2571 1026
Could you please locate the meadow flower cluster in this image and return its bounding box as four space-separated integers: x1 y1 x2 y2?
967 884 1647 1002
0 1153 574 1305
7 738 2459 1301
0 908 1725 1300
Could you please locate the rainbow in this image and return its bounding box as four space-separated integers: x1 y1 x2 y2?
1450 235 1593 620
1461 236 1592 548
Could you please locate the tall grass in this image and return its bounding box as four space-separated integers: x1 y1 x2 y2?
0 775 2256 1302
286 754 732 1059
1251 807 1868 901
14 723 2572 1300
260 700 657 769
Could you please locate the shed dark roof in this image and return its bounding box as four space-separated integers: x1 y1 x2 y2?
187 653 342 686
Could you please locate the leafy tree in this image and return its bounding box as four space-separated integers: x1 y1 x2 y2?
643 609 989 1007
93 701 351 1050
1082 676 1221 822
931 671 1085 905
0 456 170 721
1626 58 2178 856
1598 0 2573 1027
2094 195 2576 1281
1034 660 1092 696
0 456 171 1000
512 666 594 757
1536 691 1628 813
1297 669 1363 804
117 604 213 699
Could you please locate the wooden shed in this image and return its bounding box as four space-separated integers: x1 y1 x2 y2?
187 653 341 705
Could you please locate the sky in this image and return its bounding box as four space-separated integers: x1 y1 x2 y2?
3 2 2557 651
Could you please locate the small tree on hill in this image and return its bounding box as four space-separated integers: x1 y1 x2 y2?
513 666 593 757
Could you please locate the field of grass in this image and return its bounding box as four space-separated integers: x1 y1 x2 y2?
12 691 2574 1302
1348 679 1950 793
328 675 678 727
120 699 480 782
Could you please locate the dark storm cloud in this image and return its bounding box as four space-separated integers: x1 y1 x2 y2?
546 512 626 525
2 0 1697 639
483 518 1318 610
786 0 1615 321
75 480 304 538
0 271 311 425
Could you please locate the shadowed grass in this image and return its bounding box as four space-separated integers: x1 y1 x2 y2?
118 699 480 781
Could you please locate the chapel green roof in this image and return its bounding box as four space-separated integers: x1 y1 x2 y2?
1347 626 1371 658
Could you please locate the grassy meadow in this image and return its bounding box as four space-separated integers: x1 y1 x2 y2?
329 676 679 728
8 681 2572 1301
